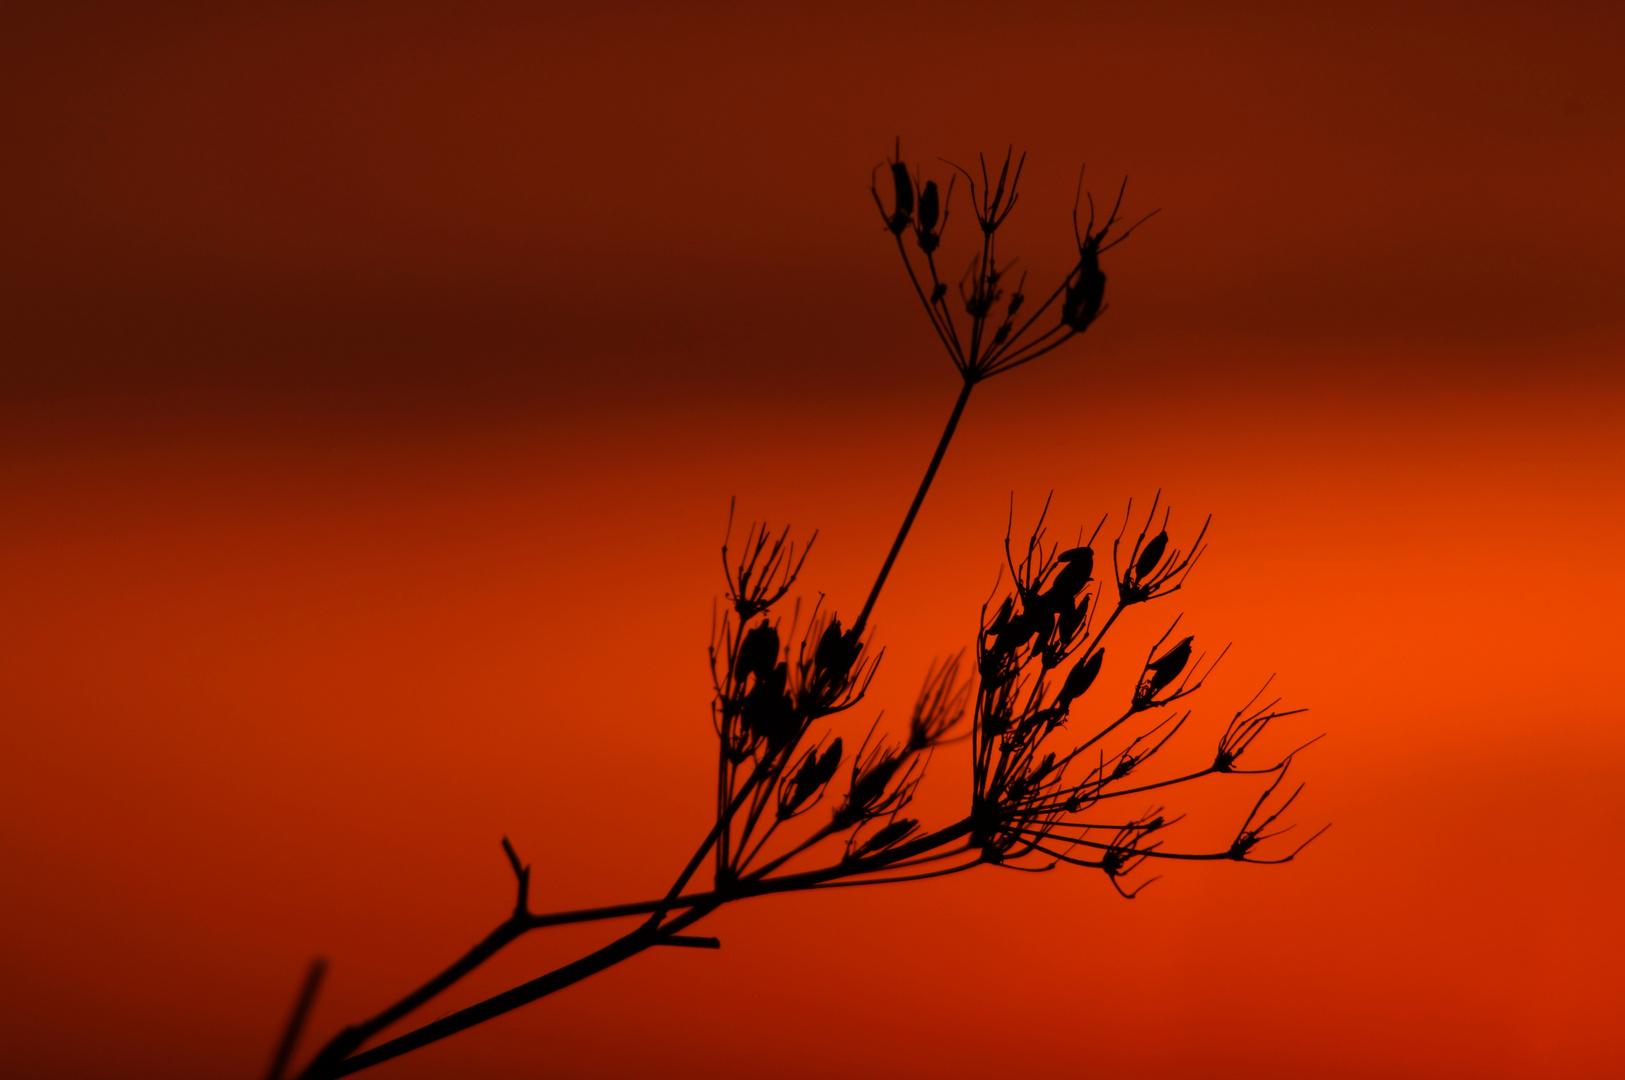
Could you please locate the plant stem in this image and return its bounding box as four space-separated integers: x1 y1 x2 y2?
300 819 975 1078
311 911 708 1079
265 958 326 1080
853 377 976 636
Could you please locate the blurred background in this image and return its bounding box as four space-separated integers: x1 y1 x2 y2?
1 3 1622 1078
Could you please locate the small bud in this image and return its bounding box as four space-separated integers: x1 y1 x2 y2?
1134 531 1168 580
930 282 947 303
1057 649 1104 706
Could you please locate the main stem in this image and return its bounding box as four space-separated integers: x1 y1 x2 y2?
852 376 977 635
299 378 979 1078
310 819 975 1078
316 905 714 1078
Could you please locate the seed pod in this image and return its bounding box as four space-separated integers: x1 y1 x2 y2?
889 162 914 234
858 817 919 856
1145 635 1193 695
741 662 794 743
815 738 843 784
985 596 1014 638
917 179 939 231
1134 531 1169 580
1062 248 1106 332
992 608 1037 655
737 621 780 681
1051 549 1094 602
849 752 903 815
1058 544 1093 570
781 750 821 816
1057 648 1104 706
1032 609 1057 649
782 737 844 817
1057 595 1088 643
814 618 860 686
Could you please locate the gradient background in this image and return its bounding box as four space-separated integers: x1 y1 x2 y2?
3 3 1623 1078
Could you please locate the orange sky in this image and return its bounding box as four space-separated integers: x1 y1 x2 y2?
2 4 1623 1079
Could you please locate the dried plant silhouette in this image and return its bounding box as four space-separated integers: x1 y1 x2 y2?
266 143 1326 1080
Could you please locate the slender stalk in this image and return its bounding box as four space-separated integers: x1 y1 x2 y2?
265 958 326 1080
853 377 977 635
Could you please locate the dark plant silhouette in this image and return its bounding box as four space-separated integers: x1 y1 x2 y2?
266 142 1325 1080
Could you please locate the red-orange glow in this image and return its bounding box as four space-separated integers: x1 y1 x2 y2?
2 5 1623 1079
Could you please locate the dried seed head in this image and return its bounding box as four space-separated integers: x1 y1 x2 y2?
742 662 794 745
914 178 943 256
737 620 780 681
813 617 861 689
991 608 1039 656
854 817 919 858
840 746 907 824
1134 531 1169 580
817 738 843 778
1144 635 1193 698
1057 594 1089 643
1050 547 1094 604
985 596 1014 638
1057 648 1104 707
889 162 914 235
780 737 844 818
1061 250 1106 333
1058 544 1093 568
918 179 939 230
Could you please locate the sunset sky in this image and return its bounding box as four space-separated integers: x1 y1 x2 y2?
2 3 1623 1078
